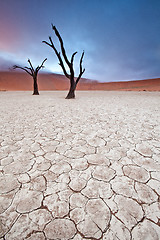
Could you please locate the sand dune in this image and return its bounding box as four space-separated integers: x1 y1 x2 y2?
0 71 160 91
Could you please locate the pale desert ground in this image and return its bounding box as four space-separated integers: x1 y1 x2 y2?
0 91 160 240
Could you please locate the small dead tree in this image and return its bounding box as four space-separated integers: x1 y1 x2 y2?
13 58 47 95
43 24 85 99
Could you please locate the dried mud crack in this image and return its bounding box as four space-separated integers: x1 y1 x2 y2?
0 91 160 240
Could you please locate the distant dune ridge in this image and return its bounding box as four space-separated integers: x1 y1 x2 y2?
0 71 160 91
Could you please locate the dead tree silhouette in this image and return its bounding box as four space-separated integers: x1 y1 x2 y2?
13 58 47 95
43 24 85 99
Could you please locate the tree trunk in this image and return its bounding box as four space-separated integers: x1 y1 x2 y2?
65 77 76 99
65 85 76 99
33 77 39 95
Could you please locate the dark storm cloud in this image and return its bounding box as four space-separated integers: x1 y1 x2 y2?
0 0 160 81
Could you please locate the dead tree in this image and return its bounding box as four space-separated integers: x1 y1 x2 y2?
13 58 47 95
43 25 85 99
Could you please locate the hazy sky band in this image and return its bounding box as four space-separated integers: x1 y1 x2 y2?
0 0 160 82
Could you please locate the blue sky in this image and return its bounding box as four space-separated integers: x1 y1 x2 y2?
0 0 160 82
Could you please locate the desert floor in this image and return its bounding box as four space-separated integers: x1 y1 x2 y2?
0 91 160 240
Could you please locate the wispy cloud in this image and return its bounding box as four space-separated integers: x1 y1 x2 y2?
0 0 160 81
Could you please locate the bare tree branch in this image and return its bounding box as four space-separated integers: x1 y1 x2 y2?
58 53 70 78
80 51 85 73
76 51 85 85
71 52 77 66
43 37 70 79
37 58 47 71
40 58 47 68
42 40 52 47
51 24 71 68
24 66 32 71
13 65 32 76
48 36 54 47
48 36 69 76
28 59 34 74
48 36 60 56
